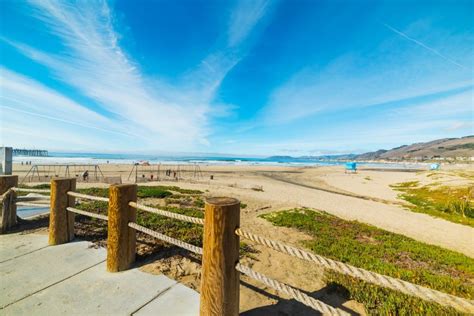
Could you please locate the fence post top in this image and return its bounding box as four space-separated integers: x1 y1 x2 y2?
205 197 240 206
110 183 137 189
0 175 18 179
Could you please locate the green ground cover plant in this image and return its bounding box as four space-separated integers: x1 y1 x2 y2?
261 208 474 315
74 185 252 256
391 181 474 227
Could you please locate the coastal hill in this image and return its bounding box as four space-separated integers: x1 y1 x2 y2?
355 135 474 160
268 136 474 162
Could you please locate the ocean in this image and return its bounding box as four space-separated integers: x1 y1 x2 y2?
13 152 428 169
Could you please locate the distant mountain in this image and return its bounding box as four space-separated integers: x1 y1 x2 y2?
266 156 294 160
266 136 473 162
355 136 474 160
301 154 358 160
266 154 358 161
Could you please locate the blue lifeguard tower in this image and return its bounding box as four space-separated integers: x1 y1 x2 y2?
345 162 357 173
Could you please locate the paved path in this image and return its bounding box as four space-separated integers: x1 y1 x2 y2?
0 232 199 315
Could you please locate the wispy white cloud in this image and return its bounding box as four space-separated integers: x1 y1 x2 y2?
260 17 473 126
1 67 111 126
6 0 271 151
0 68 139 149
219 89 473 155
187 0 273 102
383 22 467 69
228 0 270 47
21 0 203 148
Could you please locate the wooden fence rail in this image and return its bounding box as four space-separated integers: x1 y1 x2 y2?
3 176 472 314
0 175 18 233
46 178 240 316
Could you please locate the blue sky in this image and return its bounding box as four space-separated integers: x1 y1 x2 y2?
0 0 472 156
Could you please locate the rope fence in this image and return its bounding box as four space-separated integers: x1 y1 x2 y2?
235 228 474 314
124 205 347 315
128 222 203 255
126 203 339 315
129 202 204 225
12 187 51 194
1 189 12 202
16 196 50 202
67 191 109 202
4 176 472 314
67 207 109 221
16 202 49 208
236 263 349 316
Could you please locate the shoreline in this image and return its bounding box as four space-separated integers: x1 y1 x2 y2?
13 155 466 169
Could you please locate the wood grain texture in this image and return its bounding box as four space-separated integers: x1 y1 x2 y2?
0 175 17 195
107 184 137 272
0 175 18 233
200 197 240 316
48 178 76 245
1 198 8 234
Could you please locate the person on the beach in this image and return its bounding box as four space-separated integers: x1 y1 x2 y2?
82 170 89 181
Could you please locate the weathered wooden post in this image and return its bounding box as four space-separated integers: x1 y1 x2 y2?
0 175 18 233
49 178 76 245
200 197 240 316
107 184 137 272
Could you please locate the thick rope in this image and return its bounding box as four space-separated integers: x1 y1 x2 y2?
66 207 108 221
236 263 349 316
16 196 50 202
16 202 49 207
129 202 204 225
12 187 50 194
67 191 109 203
128 222 203 255
235 228 474 313
1 189 12 202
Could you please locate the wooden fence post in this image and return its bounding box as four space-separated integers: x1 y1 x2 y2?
0 175 18 234
107 184 137 272
49 178 76 245
200 197 240 316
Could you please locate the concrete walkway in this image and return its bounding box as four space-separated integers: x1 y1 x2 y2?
0 232 199 315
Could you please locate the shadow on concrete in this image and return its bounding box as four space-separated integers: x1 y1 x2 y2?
9 214 50 234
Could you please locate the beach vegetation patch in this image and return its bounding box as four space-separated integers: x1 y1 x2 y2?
391 182 474 227
137 186 173 198
74 186 253 257
77 186 188 199
17 183 51 196
261 208 474 315
78 187 109 197
157 186 203 195
26 183 51 189
76 185 202 199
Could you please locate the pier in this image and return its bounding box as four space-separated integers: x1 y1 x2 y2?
13 149 49 157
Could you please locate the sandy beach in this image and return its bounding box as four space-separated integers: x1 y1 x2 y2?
12 162 474 314
14 162 474 256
